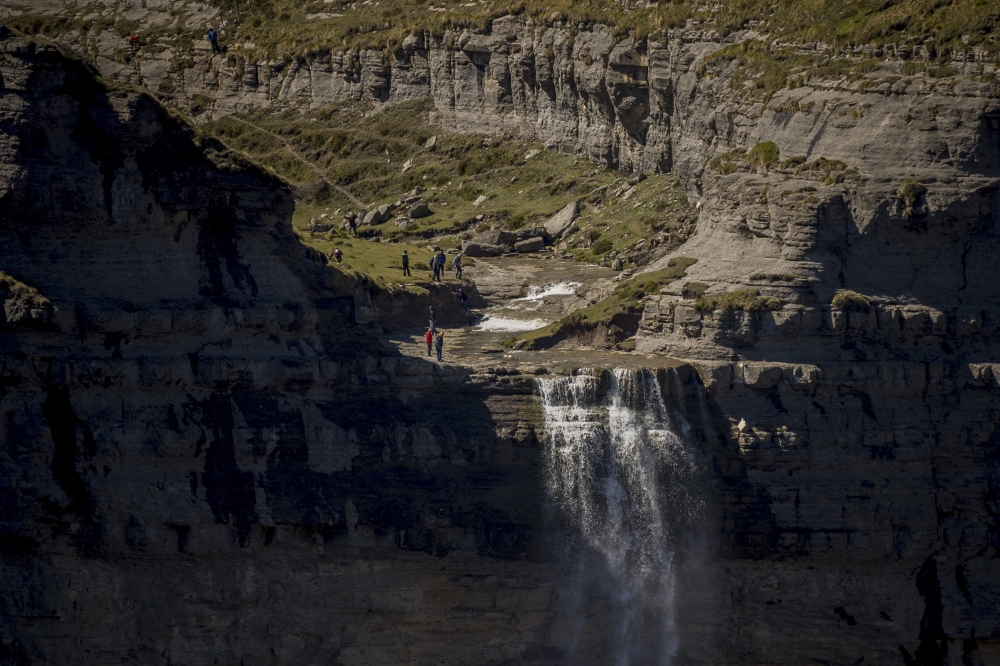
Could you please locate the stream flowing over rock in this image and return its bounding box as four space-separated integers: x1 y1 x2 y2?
536 368 706 666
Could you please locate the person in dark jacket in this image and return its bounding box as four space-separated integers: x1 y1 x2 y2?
401 250 411 276
434 331 444 361
207 27 221 54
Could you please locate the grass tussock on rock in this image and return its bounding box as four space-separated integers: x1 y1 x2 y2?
831 289 871 312
693 288 784 313
0 272 51 309
505 257 697 351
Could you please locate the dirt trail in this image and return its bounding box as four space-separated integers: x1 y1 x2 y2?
226 116 366 208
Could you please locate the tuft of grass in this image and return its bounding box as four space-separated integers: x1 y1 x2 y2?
899 179 927 217
693 288 783 313
831 289 871 312
0 272 51 308
746 142 780 171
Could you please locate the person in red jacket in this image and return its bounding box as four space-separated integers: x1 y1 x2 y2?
424 328 433 356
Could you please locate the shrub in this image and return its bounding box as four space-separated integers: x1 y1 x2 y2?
899 179 927 217
592 239 613 255
831 290 870 312
746 141 780 171
693 288 783 313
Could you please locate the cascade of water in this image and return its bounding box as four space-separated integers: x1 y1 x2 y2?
536 368 704 666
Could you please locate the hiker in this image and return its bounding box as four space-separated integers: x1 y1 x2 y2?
344 211 358 237
457 288 468 310
401 250 411 276
128 34 141 55
437 251 448 279
424 328 433 356
434 330 444 362
452 251 463 279
431 253 440 281
329 246 343 263
207 27 221 54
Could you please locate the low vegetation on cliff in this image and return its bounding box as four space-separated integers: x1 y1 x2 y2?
201 97 695 288
831 289 872 312
0 272 50 308
692 289 783 313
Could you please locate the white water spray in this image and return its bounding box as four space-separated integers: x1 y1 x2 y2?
536 368 704 665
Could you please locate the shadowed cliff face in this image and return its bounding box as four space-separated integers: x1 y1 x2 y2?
0 39 560 665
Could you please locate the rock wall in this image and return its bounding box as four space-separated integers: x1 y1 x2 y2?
8 8 1000 663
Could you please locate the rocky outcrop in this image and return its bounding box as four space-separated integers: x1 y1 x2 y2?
0 39 553 665
10 8 1000 663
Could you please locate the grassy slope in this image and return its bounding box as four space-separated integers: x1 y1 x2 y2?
199 97 695 291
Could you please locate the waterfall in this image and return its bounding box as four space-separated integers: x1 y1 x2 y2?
536 368 705 665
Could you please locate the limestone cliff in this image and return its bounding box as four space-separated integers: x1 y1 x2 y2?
4 9 1000 665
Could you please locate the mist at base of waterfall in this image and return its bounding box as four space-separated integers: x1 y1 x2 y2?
536 368 708 666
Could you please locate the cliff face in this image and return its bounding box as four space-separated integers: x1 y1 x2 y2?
0 39 556 665
7 11 1000 664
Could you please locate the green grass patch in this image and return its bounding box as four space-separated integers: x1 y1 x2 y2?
899 179 927 217
831 289 871 312
693 288 783 313
0 272 51 308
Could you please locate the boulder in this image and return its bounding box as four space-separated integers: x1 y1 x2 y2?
525 149 540 160
424 135 437 151
401 158 413 174
463 242 503 257
362 210 384 226
473 194 487 207
516 226 550 243
475 230 518 247
514 237 545 253
544 200 579 239
378 202 397 217
409 202 431 218
402 195 421 204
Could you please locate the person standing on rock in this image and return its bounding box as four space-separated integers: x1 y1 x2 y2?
424 328 433 356
345 211 357 237
329 246 343 263
207 27 221 54
434 330 444 362
452 252 463 279
401 250 410 276
431 253 440 281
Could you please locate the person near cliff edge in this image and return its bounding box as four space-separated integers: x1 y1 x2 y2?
128 34 142 55
330 246 343 263
430 253 440 281
437 251 448 279
424 328 433 356
452 251 463 279
401 250 411 276
207 27 221 54
457 287 468 311
434 330 444 362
